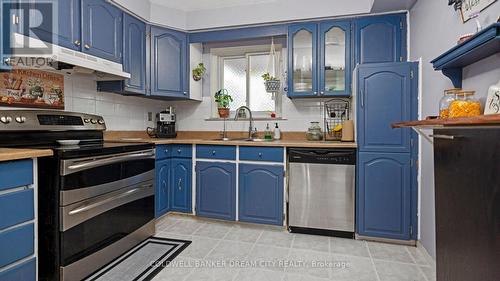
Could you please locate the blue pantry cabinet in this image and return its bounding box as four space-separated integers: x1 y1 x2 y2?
170 158 192 213
238 164 284 226
356 62 418 241
196 161 236 221
150 26 189 99
98 13 147 95
81 0 122 63
354 14 406 64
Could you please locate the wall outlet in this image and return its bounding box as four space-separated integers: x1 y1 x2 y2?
148 112 153 121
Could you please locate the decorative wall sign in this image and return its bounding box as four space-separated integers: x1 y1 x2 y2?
460 0 498 22
0 69 64 109
484 80 500 115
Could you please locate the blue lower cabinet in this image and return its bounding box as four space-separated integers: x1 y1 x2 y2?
357 152 412 240
0 160 33 191
0 189 34 230
239 164 284 226
0 224 34 268
170 158 192 213
0 257 36 281
196 162 236 221
155 159 171 217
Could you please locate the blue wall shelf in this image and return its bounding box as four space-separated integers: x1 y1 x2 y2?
431 23 499 88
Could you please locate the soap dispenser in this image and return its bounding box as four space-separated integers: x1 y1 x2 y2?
264 123 273 140
273 123 281 140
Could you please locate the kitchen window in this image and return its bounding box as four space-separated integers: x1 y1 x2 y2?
212 46 283 118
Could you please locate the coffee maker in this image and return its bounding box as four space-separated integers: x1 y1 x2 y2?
151 107 177 138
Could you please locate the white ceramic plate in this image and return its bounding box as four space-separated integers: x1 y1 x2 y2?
57 140 81 146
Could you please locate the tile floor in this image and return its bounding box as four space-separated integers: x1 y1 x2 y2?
153 214 436 281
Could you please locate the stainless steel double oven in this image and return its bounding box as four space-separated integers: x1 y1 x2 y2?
0 110 156 281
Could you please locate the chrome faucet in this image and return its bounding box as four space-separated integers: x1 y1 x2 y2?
234 106 256 139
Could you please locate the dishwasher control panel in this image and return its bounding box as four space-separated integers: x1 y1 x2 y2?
288 148 356 165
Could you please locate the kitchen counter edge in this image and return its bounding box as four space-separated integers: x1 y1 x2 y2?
0 148 54 162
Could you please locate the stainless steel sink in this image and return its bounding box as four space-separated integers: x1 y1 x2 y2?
210 138 271 142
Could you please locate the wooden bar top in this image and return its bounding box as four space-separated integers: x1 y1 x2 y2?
105 131 358 149
392 114 500 128
0 148 53 162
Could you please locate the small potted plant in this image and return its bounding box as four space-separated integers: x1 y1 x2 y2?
192 63 206 81
214 89 233 118
262 72 281 93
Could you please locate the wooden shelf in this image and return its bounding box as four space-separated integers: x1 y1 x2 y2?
392 114 500 128
431 23 499 88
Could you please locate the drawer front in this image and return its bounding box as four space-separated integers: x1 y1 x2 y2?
0 224 34 268
239 146 284 162
0 189 34 231
196 145 236 160
0 160 33 191
0 257 36 281
171 144 192 158
156 145 171 160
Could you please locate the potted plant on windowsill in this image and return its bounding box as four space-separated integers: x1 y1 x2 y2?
192 63 206 81
214 89 233 118
262 72 281 93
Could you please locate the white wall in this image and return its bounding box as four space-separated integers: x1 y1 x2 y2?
410 0 500 259
1 74 171 131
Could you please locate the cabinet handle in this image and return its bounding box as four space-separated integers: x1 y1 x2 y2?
320 91 324 95
74 40 81 46
313 91 317 95
212 150 216 155
258 152 263 157
177 149 181 154
178 178 182 190
165 149 169 153
429 134 458 140
84 44 91 49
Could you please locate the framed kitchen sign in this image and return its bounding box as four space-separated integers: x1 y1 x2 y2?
1 69 64 109
460 0 498 22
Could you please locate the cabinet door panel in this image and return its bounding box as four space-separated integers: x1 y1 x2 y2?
355 15 405 64
81 0 122 62
155 159 171 217
196 162 235 221
319 20 351 97
123 13 146 94
150 26 188 98
357 152 411 240
239 164 283 226
287 23 318 97
171 158 192 213
357 63 414 153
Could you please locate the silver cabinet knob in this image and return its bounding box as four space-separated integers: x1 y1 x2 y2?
212 150 216 155
84 44 91 49
74 40 81 46
258 152 263 157
165 149 169 153
177 149 181 153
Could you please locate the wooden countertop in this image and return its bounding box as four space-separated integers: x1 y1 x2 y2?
392 114 500 129
0 148 53 162
105 131 357 148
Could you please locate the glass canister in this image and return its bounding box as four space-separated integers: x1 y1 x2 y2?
449 90 481 118
306 122 324 141
439 88 461 119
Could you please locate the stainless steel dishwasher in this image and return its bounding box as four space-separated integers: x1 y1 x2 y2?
288 148 356 238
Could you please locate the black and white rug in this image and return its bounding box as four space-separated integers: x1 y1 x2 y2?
85 237 191 281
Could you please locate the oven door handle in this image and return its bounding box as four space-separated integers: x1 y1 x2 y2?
64 151 155 175
68 184 153 215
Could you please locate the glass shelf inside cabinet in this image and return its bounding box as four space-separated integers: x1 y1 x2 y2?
293 29 314 93
324 27 346 92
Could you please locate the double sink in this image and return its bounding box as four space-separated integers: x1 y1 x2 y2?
211 137 270 142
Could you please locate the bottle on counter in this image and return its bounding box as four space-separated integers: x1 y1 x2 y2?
273 123 281 140
264 123 273 140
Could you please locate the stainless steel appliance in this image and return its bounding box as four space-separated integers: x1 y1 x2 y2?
288 148 356 238
0 110 156 281
148 107 177 138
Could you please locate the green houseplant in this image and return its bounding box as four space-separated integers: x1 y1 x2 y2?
262 72 281 93
192 63 206 81
214 89 233 118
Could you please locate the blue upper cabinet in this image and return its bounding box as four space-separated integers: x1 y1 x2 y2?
122 13 146 94
238 164 284 226
155 159 171 218
357 63 414 153
150 26 189 99
357 152 412 240
354 14 406 64
287 23 318 98
170 158 192 213
196 161 236 221
319 21 352 97
27 0 81 50
81 0 122 63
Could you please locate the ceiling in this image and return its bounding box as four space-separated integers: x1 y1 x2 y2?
149 0 279 12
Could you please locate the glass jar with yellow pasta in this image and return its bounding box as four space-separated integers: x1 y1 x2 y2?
439 88 460 119
449 91 481 118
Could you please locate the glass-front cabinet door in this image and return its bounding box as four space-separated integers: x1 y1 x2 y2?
319 21 351 97
287 23 318 97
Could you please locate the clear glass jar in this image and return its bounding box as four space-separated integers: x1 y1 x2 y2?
306 122 324 141
439 88 460 119
449 90 481 118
